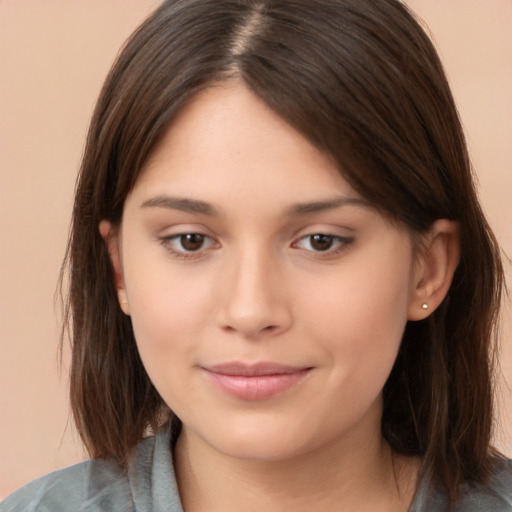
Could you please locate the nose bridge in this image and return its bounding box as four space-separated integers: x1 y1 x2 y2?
217 240 291 338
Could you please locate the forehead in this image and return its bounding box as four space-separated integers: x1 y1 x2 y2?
129 82 358 208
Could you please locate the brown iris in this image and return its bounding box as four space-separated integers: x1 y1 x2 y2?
180 234 205 251
309 234 335 251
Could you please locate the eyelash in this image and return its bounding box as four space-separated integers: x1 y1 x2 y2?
159 233 218 259
292 234 354 257
158 233 354 260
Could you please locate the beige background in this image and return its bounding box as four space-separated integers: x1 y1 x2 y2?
0 0 511 499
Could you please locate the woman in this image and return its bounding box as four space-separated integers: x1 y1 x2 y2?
4 0 511 510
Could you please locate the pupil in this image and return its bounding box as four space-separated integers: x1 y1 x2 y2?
311 234 333 251
181 234 204 251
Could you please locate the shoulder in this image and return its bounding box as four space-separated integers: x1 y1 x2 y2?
452 457 512 511
1 456 132 512
1 432 173 512
2 428 182 512
412 457 512 512
455 457 512 511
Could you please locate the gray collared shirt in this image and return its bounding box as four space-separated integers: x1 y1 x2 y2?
3 426 511 511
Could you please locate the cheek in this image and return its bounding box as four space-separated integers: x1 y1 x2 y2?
124 266 216 404
297 243 413 380
122 248 216 359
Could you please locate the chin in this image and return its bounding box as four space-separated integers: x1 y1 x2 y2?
186 412 335 463
212 433 309 462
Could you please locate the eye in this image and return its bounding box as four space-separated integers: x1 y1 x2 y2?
293 234 353 253
177 233 208 251
160 233 217 255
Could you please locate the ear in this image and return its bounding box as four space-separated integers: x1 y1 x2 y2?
408 219 460 321
99 220 130 316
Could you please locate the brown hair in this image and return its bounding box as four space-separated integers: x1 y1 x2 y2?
62 0 504 502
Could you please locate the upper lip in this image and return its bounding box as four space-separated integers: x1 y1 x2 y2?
202 362 311 377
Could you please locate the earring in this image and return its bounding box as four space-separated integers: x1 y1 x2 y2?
421 303 428 310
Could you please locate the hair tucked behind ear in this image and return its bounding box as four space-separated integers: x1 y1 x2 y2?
61 0 505 502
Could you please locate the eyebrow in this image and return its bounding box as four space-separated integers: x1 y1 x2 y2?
284 196 370 216
140 196 220 216
140 195 369 216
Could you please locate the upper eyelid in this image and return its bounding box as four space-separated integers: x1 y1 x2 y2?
156 223 355 243
296 230 353 239
290 225 355 241
161 232 217 244
293 233 353 246
158 233 219 258
156 223 217 238
157 228 354 241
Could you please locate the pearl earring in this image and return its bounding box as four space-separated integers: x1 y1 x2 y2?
421 303 428 310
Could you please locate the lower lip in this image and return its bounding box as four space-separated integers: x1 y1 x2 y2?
203 369 311 401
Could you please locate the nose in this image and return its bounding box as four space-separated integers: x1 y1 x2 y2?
216 245 292 340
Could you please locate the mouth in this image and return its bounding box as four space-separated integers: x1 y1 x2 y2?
201 362 312 401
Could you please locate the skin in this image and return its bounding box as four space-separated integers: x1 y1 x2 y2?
101 82 460 512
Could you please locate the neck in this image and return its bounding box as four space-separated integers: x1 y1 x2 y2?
173 424 419 512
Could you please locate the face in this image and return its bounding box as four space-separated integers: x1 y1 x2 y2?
109 82 420 462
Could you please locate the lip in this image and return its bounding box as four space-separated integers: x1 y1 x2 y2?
201 362 312 401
